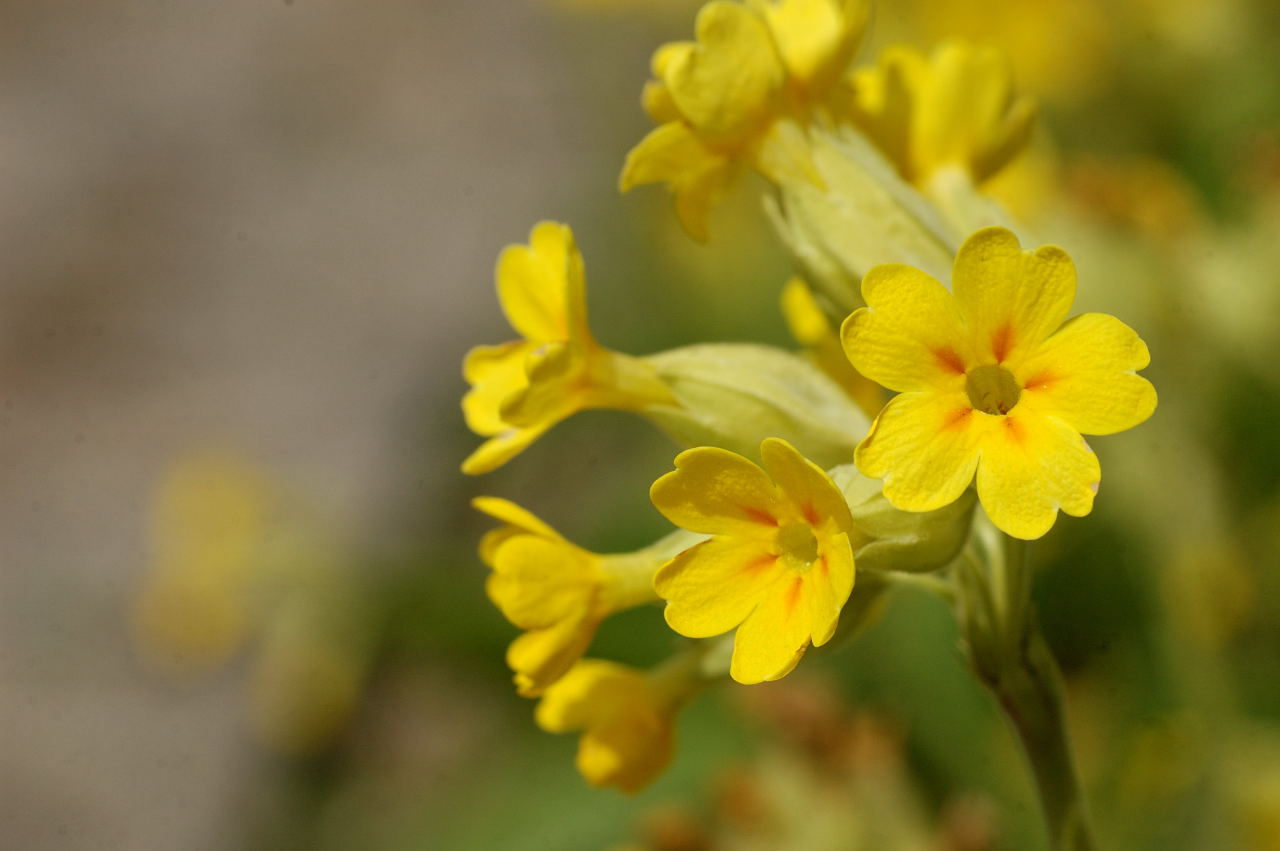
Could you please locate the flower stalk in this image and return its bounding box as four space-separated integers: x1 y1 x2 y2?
957 527 1097 851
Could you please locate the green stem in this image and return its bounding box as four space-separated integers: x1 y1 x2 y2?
982 536 1097 851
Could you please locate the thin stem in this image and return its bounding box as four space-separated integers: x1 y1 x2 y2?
982 535 1097 851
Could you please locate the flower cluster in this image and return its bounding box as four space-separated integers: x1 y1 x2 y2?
465 0 1155 795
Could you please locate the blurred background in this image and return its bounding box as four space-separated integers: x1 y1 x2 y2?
3 1 1279 849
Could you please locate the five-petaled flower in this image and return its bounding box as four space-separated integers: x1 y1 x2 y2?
535 658 691 794
621 0 869 241
461 222 672 474
650 437 855 684
475 497 669 697
842 226 1157 540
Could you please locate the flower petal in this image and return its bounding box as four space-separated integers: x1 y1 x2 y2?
1016 312 1157 435
508 610 601 697
843 263 973 392
730 577 812 683
951 227 1075 365
663 1 783 140
472 496 562 542
759 437 853 531
651 446 783 536
655 536 784 638
484 535 596 628
855 390 990 511
619 121 734 243
460 420 555 475
461 341 536 435
975 408 1101 540
496 221 588 344
807 531 855 646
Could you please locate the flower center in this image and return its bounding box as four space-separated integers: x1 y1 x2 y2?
965 365 1022 415
777 522 819 568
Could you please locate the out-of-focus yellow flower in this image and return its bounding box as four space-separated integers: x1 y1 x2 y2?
475 497 683 697
133 453 274 674
462 222 673 474
780 276 883 418
535 657 697 793
842 226 1156 539
621 0 869 240
850 41 1036 191
651 437 855 683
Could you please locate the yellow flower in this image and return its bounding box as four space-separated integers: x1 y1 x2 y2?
620 0 868 240
535 658 694 793
651 437 855 684
842 226 1157 540
462 222 673 474
850 40 1036 190
475 497 678 697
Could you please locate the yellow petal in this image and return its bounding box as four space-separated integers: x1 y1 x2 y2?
730 576 812 683
850 45 928 183
651 446 784 536
534 658 629 732
655 536 784 638
497 342 583 428
974 408 1100 540
619 121 734 243
759 437 853 531
484 535 597 628
473 496 564 565
758 0 867 93
663 1 783 141
460 421 554 475
843 264 973 393
495 221 588 345
508 611 601 697
472 496 563 542
1016 313 1157 436
856 390 991 512
951 227 1075 365
461 341 536 435
578 717 673 795
807 531 854 646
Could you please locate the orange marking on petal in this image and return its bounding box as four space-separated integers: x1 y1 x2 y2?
932 346 966 375
817 554 828 576
742 506 778 526
801 502 820 527
992 322 1016 363
784 576 804 614
1003 416 1025 446
1023 370 1057 391
741 553 778 575
943 408 973 430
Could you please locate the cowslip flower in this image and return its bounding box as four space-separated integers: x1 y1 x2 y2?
842 226 1157 540
535 657 697 793
461 222 673 474
476 497 684 697
651 437 855 684
849 40 1036 192
621 0 868 241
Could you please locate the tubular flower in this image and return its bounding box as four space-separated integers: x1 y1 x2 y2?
475 497 682 697
461 222 673 474
620 0 869 241
842 226 1157 540
535 657 698 794
651 437 856 684
849 40 1036 190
